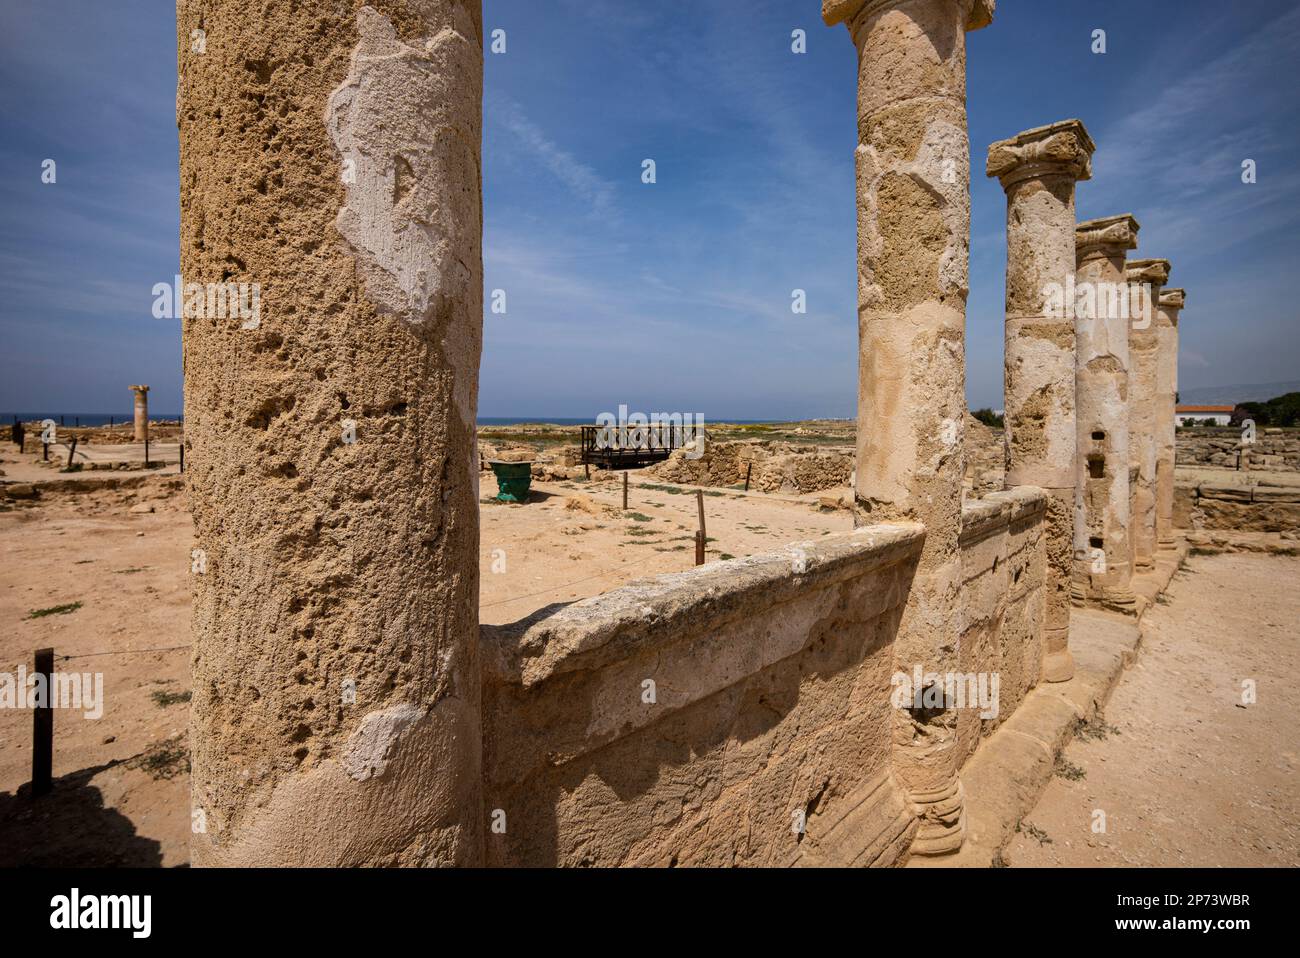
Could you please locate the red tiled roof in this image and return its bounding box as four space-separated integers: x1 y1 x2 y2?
1176 405 1234 413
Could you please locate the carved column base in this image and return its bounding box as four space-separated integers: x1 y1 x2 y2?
1072 581 1140 616
908 778 967 856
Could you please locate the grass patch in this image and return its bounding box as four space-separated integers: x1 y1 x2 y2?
114 567 148 575
1054 756 1086 781
718 553 736 560
625 526 658 537
125 741 190 781
151 689 192 708
27 601 82 619
625 512 655 523
1016 821 1053 846
1075 715 1120 742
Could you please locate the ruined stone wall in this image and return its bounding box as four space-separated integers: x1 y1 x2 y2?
1175 481 1300 533
479 491 1048 867
964 416 1004 498
480 525 922 867
1176 429 1300 471
954 488 1046 767
648 439 853 495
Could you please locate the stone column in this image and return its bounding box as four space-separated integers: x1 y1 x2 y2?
1073 216 1139 613
986 120 1094 683
1124 258 1170 574
1155 288 1186 549
179 1 485 866
825 0 994 856
130 385 150 442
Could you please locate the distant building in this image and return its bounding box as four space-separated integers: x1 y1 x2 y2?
1175 404 1234 426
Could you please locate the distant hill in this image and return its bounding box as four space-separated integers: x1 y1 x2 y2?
1178 381 1300 406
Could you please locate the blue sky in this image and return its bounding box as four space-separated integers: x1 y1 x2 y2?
1 0 1297 419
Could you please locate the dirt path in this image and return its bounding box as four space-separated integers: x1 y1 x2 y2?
1007 552 1300 867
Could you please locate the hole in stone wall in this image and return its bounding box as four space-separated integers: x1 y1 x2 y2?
1087 455 1105 479
1092 431 1105 441
1089 536 1104 550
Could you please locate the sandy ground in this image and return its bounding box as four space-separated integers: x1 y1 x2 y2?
1007 552 1300 867
0 446 846 866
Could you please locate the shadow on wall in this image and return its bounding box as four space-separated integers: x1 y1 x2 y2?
480 527 925 867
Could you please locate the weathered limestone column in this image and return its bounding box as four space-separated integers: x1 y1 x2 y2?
130 385 150 442
825 0 994 856
1073 216 1139 613
179 1 485 866
986 120 1094 683
1124 258 1170 574
1155 288 1186 549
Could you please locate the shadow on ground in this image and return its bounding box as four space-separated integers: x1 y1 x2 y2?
0 762 164 867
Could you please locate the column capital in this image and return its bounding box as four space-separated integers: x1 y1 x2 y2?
823 0 994 30
1159 288 1186 310
1076 214 1139 258
986 119 1095 190
1125 258 1171 286
129 384 150 394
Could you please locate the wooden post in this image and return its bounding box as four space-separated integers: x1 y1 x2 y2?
622 471 628 510
42 441 48 462
145 438 150 467
694 489 707 565
744 462 752 492
180 440 185 474
66 437 78 470
31 647 54 798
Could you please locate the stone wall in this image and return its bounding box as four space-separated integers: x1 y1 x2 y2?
964 416 1005 498
478 490 1047 867
954 488 1047 766
647 438 853 495
1176 428 1300 471
1174 481 1300 533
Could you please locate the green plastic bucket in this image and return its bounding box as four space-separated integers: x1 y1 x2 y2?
489 460 533 503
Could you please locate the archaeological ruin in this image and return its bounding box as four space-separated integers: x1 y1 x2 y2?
176 0 1196 867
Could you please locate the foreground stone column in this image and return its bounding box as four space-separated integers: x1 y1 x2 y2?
179 1 485 866
130 385 150 442
1073 215 1139 613
987 120 1094 684
1124 258 1170 574
1155 288 1186 549
826 0 994 856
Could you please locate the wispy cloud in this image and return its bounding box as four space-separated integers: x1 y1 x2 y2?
490 95 617 219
